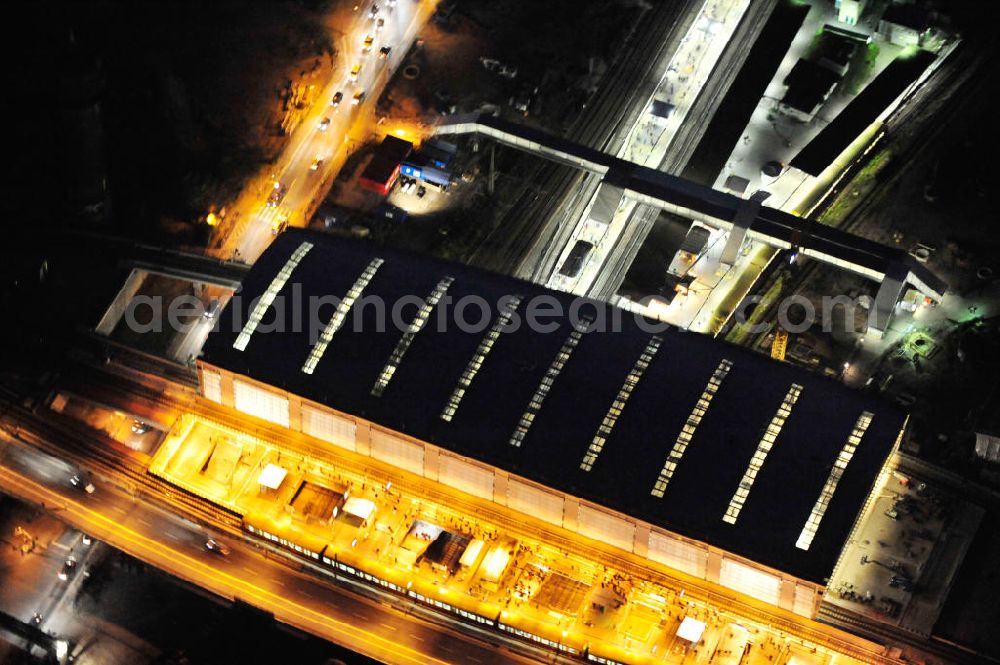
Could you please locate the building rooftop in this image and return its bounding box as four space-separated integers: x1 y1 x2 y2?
360 135 413 186
781 58 842 116
791 50 936 176
202 230 907 583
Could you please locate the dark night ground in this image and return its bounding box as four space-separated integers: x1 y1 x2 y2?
3 1 335 242
76 547 379 665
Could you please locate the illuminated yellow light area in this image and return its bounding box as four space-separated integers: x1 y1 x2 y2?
147 413 884 664
258 463 288 490
676 616 706 642
723 383 803 524
234 241 313 351
302 257 385 374
480 546 511 582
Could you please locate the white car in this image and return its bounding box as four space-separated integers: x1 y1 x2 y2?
58 556 77 581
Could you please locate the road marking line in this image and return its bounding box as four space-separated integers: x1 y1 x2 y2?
409 633 424 642
379 622 394 630
0 465 457 665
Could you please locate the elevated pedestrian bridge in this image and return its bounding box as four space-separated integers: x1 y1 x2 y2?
433 113 947 337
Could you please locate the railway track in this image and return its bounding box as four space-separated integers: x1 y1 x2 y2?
585 1 777 302
55 359 920 665
816 602 996 665
730 40 988 350
466 0 702 278
0 397 242 534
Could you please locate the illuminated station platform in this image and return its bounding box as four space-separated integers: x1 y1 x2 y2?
195 230 908 626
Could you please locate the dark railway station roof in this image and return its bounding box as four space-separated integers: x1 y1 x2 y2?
203 230 906 583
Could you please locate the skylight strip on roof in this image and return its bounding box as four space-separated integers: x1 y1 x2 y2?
580 335 662 472
301 257 384 375
371 276 454 397
651 359 733 497
722 383 803 525
795 411 874 550
233 241 314 352
441 296 522 422
508 316 592 448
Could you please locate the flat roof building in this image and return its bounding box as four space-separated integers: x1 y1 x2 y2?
791 50 936 176
359 135 413 195
779 58 841 122
199 230 907 616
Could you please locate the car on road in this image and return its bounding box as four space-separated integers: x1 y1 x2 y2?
131 419 150 434
310 156 324 171
318 117 331 131
266 182 287 207
70 474 95 494
271 218 288 236
376 18 385 32
363 35 374 52
350 63 361 82
352 90 365 105
331 91 343 106
205 538 231 556
378 46 391 60
58 556 77 581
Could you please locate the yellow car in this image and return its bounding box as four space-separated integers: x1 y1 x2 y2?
363 35 374 52
350 63 361 82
